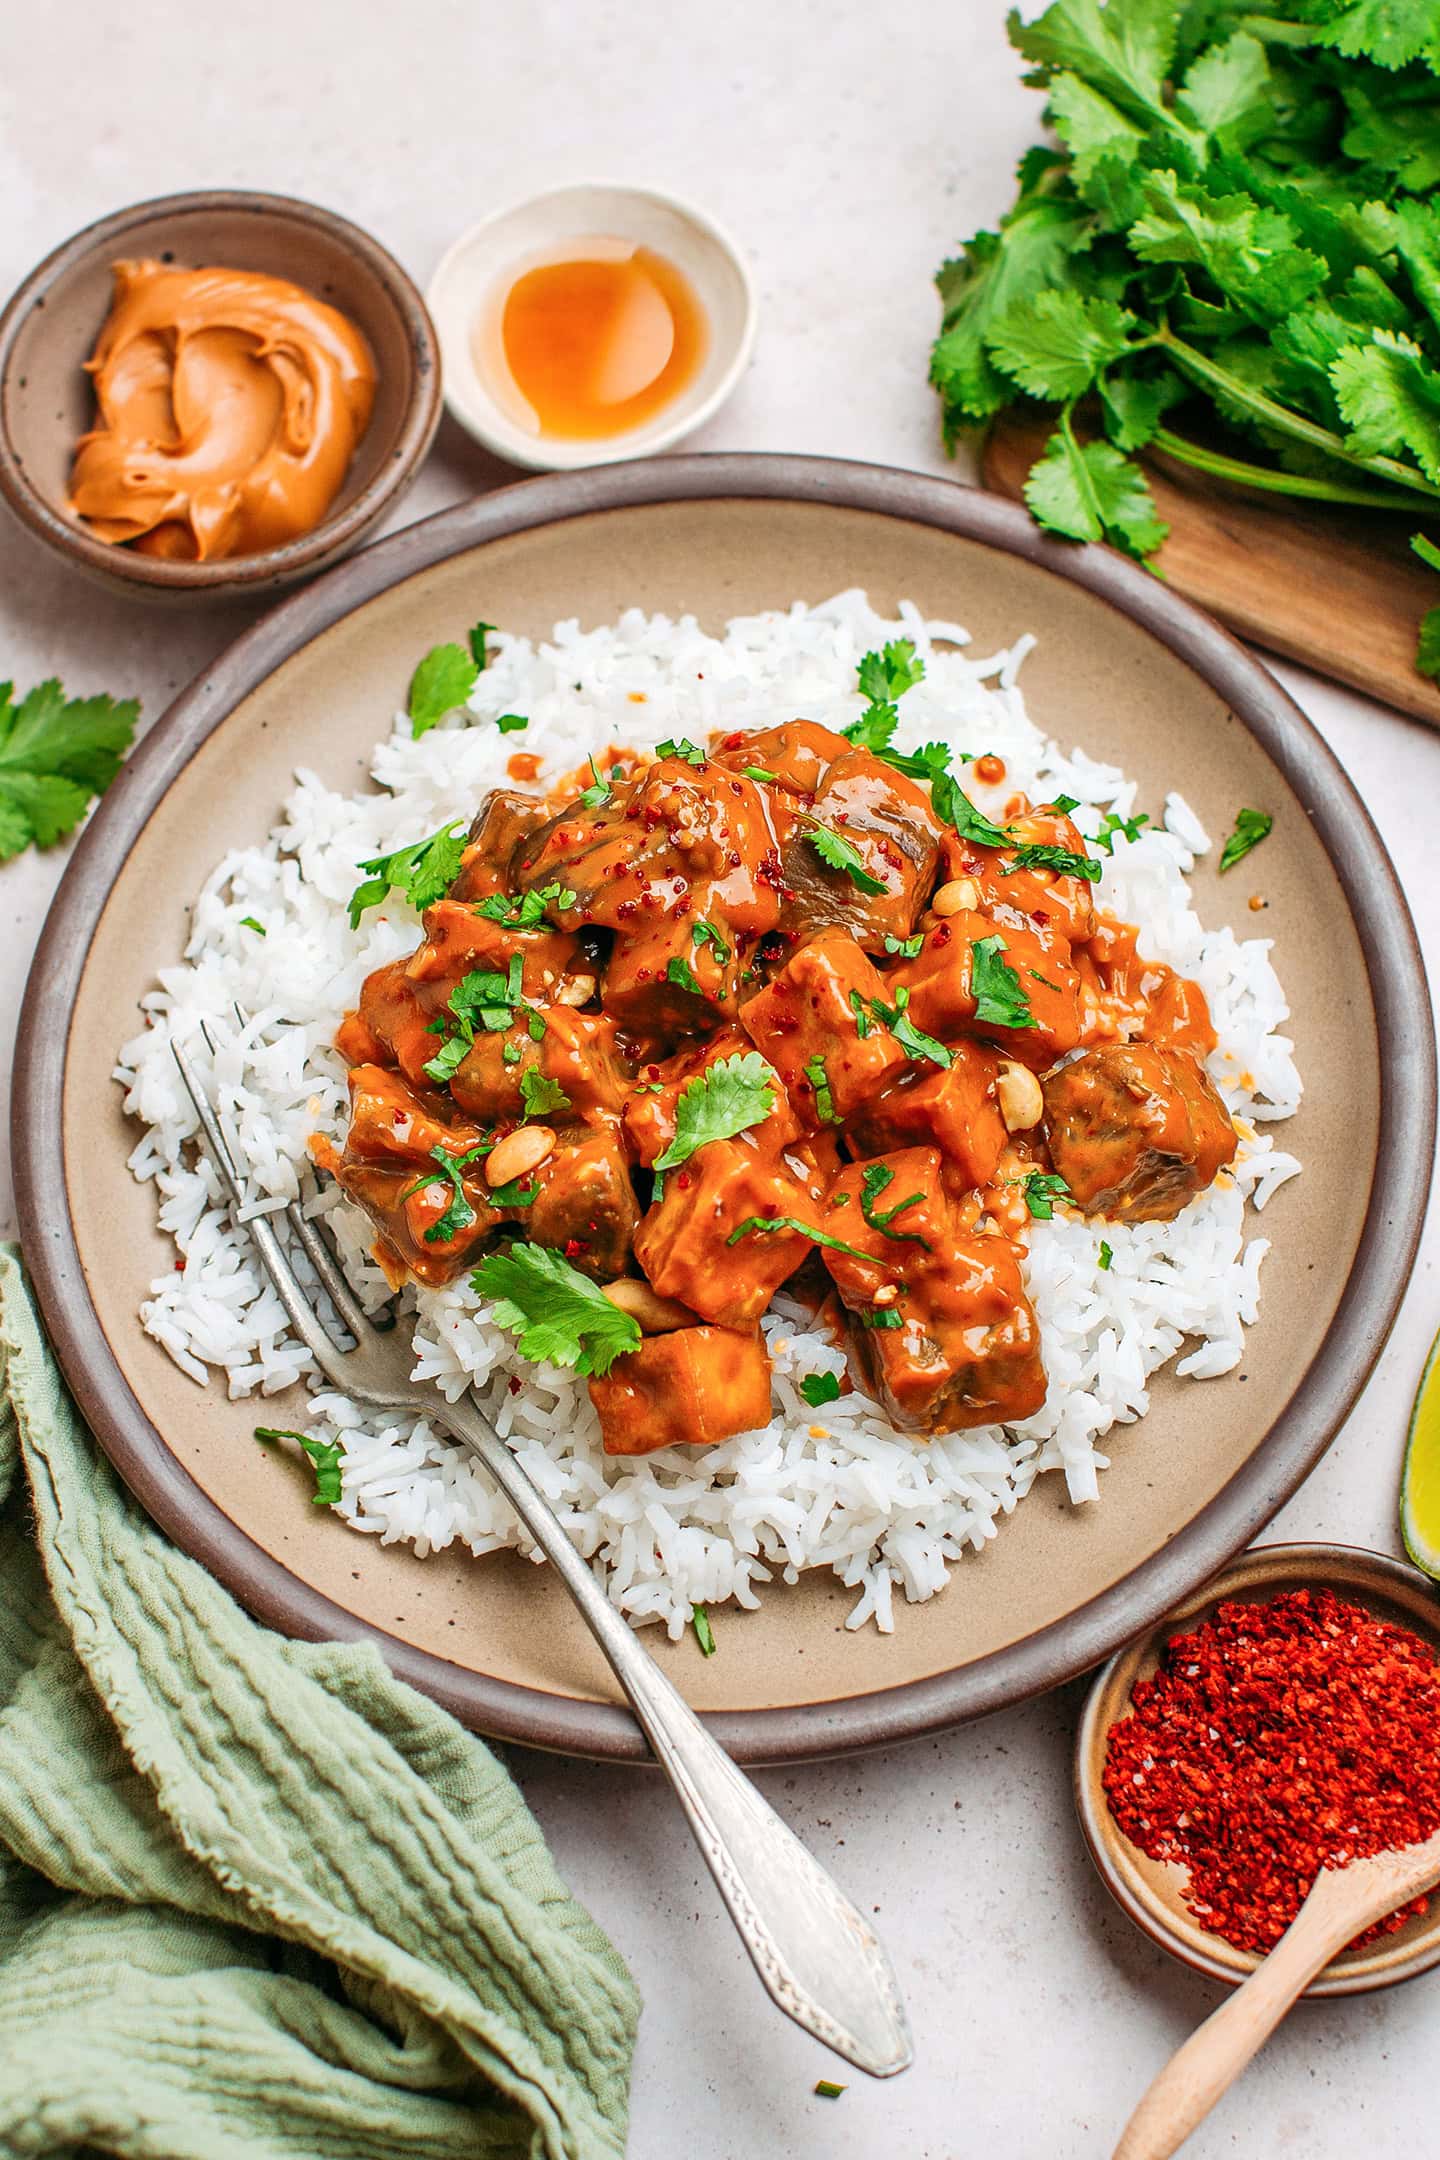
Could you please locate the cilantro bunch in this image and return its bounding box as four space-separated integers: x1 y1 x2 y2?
930 0 1440 677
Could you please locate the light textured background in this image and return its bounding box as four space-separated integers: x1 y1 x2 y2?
3 5 1438 2155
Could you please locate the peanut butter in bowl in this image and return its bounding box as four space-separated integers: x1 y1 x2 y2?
68 259 377 562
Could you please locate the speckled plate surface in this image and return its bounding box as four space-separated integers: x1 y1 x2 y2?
1075 1542 1440 1995
12 456 1434 1763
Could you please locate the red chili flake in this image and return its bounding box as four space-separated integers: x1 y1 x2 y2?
563 1237 589 1259
720 730 745 751
1103 1588 1440 1956
507 1376 522 1396
175 1255 187 1273
932 922 953 947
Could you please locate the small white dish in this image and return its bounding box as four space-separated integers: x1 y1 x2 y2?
427 183 757 471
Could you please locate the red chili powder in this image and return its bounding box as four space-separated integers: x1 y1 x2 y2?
1103 1587 1440 1955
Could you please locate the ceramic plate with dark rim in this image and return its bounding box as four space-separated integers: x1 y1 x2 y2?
12 455 1434 1765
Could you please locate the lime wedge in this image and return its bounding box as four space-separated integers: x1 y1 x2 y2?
1401 1325 1440 1579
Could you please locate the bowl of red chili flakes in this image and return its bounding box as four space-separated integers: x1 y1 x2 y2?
1076 1542 1440 1995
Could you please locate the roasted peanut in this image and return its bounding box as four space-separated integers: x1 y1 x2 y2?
996 1060 1044 1132
931 877 979 917
485 1124 556 1186
601 1279 700 1333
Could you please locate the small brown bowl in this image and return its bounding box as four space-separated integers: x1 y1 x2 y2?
0 189 441 599
1076 1542 1440 1997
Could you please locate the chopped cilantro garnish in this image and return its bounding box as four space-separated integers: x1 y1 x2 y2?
799 1371 842 1408
474 1242 641 1375
869 984 952 1068
804 1053 840 1125
844 701 899 755
496 712 528 733
450 953 524 1034
488 1177 539 1209
468 620 494 671
408 634 487 737
653 1052 777 1174
946 792 1011 848
849 990 873 1040
527 1011 547 1042
1218 808 1273 875
665 955 703 997
475 883 577 927
814 2080 846 2100
397 1142 493 1243
859 1163 931 1247
578 755 615 810
809 823 888 896
858 639 926 705
502 1037 523 1067
656 736 706 766
349 821 467 929
1022 1170 1072 1222
692 918 731 964
726 1216 873 1262
1099 1240 1113 1272
519 1067 571 1118
1051 795 1080 816
1090 810 1150 858
743 764 778 782
0 677 139 861
692 1604 717 1656
422 1032 472 1086
1003 842 1101 882
883 932 924 958
970 935 1036 1031
240 916 265 935
255 1426 344 1505
858 1305 904 1330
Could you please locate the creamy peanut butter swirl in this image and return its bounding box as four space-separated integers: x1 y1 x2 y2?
69 259 377 561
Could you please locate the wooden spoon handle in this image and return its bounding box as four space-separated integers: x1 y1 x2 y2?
1112 1869 1362 2160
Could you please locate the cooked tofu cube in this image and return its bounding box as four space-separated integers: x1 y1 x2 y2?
633 1134 816 1327
588 1325 774 1455
740 929 908 1126
1078 918 1219 1059
847 1042 1007 1194
1042 1043 1237 1222
448 788 551 902
780 749 941 950
449 1008 627 1125
816 1146 1047 1433
892 910 1081 1069
941 804 1099 946
712 719 850 798
335 1066 499 1283
620 1027 803 1168
601 907 746 1034
408 897 582 1004
522 1124 640 1277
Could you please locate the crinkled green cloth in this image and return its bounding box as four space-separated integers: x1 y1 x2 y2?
0 1247 639 2158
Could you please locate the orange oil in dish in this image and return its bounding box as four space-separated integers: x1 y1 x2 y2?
480 241 707 441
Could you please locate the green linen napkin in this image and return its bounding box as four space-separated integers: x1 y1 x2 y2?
0 1246 639 2159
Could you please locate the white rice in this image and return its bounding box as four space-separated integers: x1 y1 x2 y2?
116 591 1302 1637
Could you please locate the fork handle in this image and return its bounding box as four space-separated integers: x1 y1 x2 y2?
431 1391 913 2080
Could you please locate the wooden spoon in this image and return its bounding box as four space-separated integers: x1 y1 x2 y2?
1113 1827 1440 2160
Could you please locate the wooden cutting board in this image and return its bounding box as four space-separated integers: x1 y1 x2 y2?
983 410 1440 729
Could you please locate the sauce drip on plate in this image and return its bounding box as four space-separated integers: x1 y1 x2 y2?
481 240 707 441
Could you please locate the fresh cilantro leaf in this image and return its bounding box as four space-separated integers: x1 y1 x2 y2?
849 989 873 1039
1051 794 1081 815
870 985 953 1068
502 1038 524 1067
1098 366 1186 452
398 1142 492 1243
692 919 731 964
656 737 707 766
349 822 466 929
726 1215 873 1262
1420 605 1440 680
1218 807 1274 872
1175 30 1275 148
1130 170 1326 324
1302 0 1440 73
473 1242 642 1376
527 1010 547 1042
0 679 139 860
422 1033 472 1086
1022 1170 1072 1220
1009 0 1183 136
451 955 524 1033
496 712 528 733
809 824 888 895
468 621 494 670
932 188 1097 428
859 1162 931 1247
692 1604 717 1656
1332 330 1440 484
408 643 478 737
857 1305 904 1330
883 932 924 957
985 290 1138 403
665 955 703 997
800 1371 842 1408
254 1426 345 1505
970 935 1037 1030
579 755 615 810
520 1068 571 1118
1002 841 1102 881
488 1178 539 1209
857 639 926 703
1023 417 1169 560
240 916 266 935
1099 1239 1114 1271
843 701 900 754
475 883 577 927
804 1053 840 1125
1090 809 1151 855
653 1051 778 1173
945 790 1011 847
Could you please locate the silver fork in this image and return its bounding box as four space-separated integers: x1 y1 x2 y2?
172 1032 914 2081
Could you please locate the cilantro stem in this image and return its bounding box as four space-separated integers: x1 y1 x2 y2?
1155 327 1440 504
1151 429 1430 515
